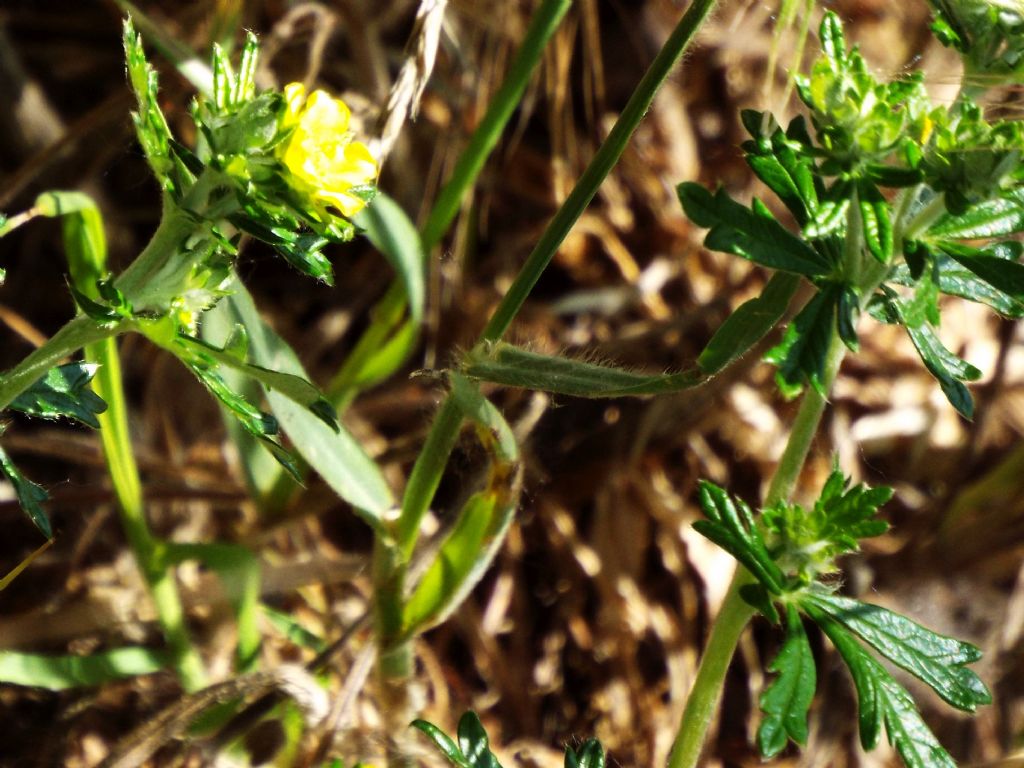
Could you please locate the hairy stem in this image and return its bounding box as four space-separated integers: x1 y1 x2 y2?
400 0 720 552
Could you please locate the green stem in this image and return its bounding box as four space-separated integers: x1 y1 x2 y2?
399 0 719 551
667 333 846 768
419 0 573 252
87 335 208 691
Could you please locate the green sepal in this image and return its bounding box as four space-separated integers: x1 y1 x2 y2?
698 272 801 374
757 605 816 758
9 363 109 429
0 441 51 538
677 183 832 276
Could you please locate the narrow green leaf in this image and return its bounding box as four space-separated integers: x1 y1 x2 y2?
354 193 426 324
903 320 979 419
176 332 338 432
804 592 990 712
569 740 605 768
219 278 394 523
677 183 832 275
9 363 108 429
928 188 1024 239
412 719 470 768
463 342 703 397
694 481 785 594
458 711 502 768
262 605 326 653
0 443 51 538
449 373 518 464
837 284 860 351
698 272 801 374
858 181 893 264
933 255 1024 317
758 606 816 758
766 286 839 397
0 647 168 690
941 243 1024 300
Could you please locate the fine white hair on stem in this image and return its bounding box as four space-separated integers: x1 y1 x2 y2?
373 0 448 165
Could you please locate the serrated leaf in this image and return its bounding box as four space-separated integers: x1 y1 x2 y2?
0 443 51 538
462 342 703 397
458 711 502 768
694 481 785 594
411 719 470 768
807 605 959 768
758 606 816 758
354 192 426 324
804 592 991 712
0 647 169 690
9 363 108 429
766 286 839 397
698 272 801 374
677 183 832 276
931 255 1024 317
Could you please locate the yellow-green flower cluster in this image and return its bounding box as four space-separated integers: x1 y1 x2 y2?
278 83 379 218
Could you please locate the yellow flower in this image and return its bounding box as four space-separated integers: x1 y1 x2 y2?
278 83 379 218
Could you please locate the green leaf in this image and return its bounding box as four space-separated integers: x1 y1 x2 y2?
122 17 177 192
698 272 801 374
928 188 1024 239
804 592 991 712
807 605 959 768
565 740 605 768
262 605 326 653
836 284 861 351
449 372 518 464
458 711 502 768
693 481 785 595
219 278 394 524
766 286 840 397
354 193 426 324
677 183 832 276
176 332 338 432
462 342 703 398
940 242 1024 301
758 606 816 758
0 647 168 690
858 180 893 263
0 443 51 538
9 363 108 429
930 254 1024 317
904 319 979 419
184 358 300 480
412 718 471 768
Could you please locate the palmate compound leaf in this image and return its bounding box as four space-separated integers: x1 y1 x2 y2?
803 591 991 712
758 605 816 758
804 602 959 768
9 363 108 429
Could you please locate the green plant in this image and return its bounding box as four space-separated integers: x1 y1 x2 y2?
414 711 605 768
0 1 1014 766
